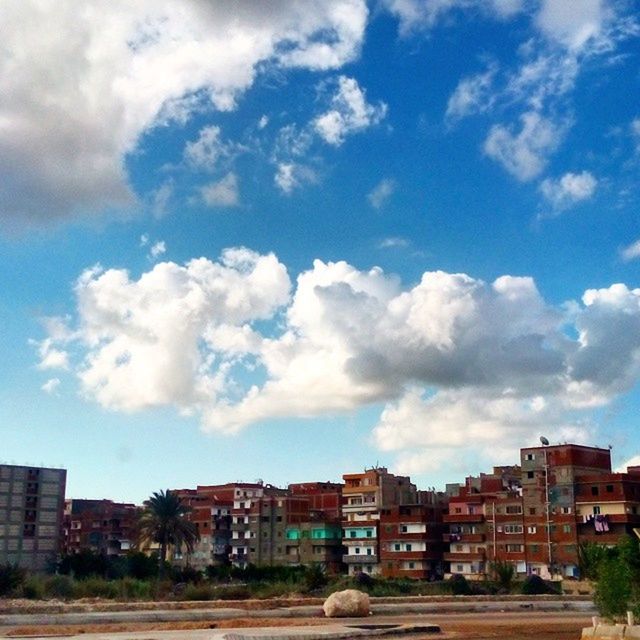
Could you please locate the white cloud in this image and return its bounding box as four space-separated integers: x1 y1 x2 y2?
368 178 396 209
41 378 61 395
184 126 234 171
446 64 498 121
535 0 608 51
620 240 640 263
616 455 640 472
199 172 240 207
378 237 409 249
258 115 269 130
314 76 387 146
484 111 567 181
139 234 149 247
149 241 166 259
1 0 368 224
39 252 640 466
632 118 640 152
539 171 597 213
274 163 317 194
382 0 524 36
33 338 69 370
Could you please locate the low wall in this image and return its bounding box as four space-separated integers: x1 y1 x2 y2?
582 624 640 639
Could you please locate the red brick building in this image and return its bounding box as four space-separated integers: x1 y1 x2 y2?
379 491 446 579
64 499 138 557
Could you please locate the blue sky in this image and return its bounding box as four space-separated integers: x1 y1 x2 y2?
2 0 640 504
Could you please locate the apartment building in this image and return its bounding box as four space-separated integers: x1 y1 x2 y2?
379 491 447 580
0 464 66 571
64 499 138 556
574 467 640 546
444 466 522 579
342 467 417 576
520 443 611 578
444 443 616 580
287 482 344 572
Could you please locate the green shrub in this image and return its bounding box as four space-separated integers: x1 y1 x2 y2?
520 574 557 595
22 576 45 599
118 577 152 600
595 555 633 620
448 574 471 595
44 575 76 599
75 576 119 599
304 563 328 592
183 583 215 600
0 563 26 596
490 560 515 590
214 585 251 600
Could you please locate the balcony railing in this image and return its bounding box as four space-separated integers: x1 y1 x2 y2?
343 554 378 563
443 513 484 523
444 533 485 543
443 551 486 561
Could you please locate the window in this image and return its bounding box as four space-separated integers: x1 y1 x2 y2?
591 486 599 496
527 526 537 534
530 544 539 553
527 471 534 479
401 525 408 533
350 531 357 538
456 564 464 572
408 562 415 569
529 507 536 515
525 453 534 461
355 547 360 554
606 485 614 493
504 525 523 534
366 530 373 538
366 548 373 555
394 543 401 551
593 506 601 515
406 543 412 552
563 525 571 533
506 544 523 553
561 507 571 514
506 505 522 514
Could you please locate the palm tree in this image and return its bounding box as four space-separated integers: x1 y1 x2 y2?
138 489 199 579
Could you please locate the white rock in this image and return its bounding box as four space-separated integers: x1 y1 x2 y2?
323 589 370 618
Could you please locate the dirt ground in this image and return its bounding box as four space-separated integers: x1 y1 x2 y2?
0 613 590 639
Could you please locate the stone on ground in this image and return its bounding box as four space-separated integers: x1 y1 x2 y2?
322 589 370 618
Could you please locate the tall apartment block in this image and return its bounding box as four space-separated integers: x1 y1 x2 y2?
379 490 447 580
0 464 66 571
444 466 522 579
286 482 344 572
64 499 138 557
443 443 623 580
520 443 611 578
342 467 417 576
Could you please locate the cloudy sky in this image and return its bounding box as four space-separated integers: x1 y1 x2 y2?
2 0 640 503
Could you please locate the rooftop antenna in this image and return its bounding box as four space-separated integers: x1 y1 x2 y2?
540 436 550 446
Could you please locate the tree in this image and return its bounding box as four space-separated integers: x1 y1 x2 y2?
138 490 199 579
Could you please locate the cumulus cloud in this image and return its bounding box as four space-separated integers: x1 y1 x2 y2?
38 250 640 469
616 455 640 472
382 0 523 36
620 240 640 263
198 173 240 207
274 163 317 194
314 76 387 146
446 64 498 121
41 378 61 395
484 111 567 181
535 0 610 51
184 126 236 172
539 171 597 213
378 237 409 249
149 241 166 259
368 178 396 209
1 0 368 224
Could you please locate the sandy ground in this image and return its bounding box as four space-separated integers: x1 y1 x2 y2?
0 612 591 639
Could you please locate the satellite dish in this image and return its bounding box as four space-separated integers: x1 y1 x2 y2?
540 436 550 446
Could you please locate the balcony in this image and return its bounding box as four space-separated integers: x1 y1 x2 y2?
444 533 485 543
343 554 379 563
230 522 248 531
443 551 486 562
443 513 484 523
